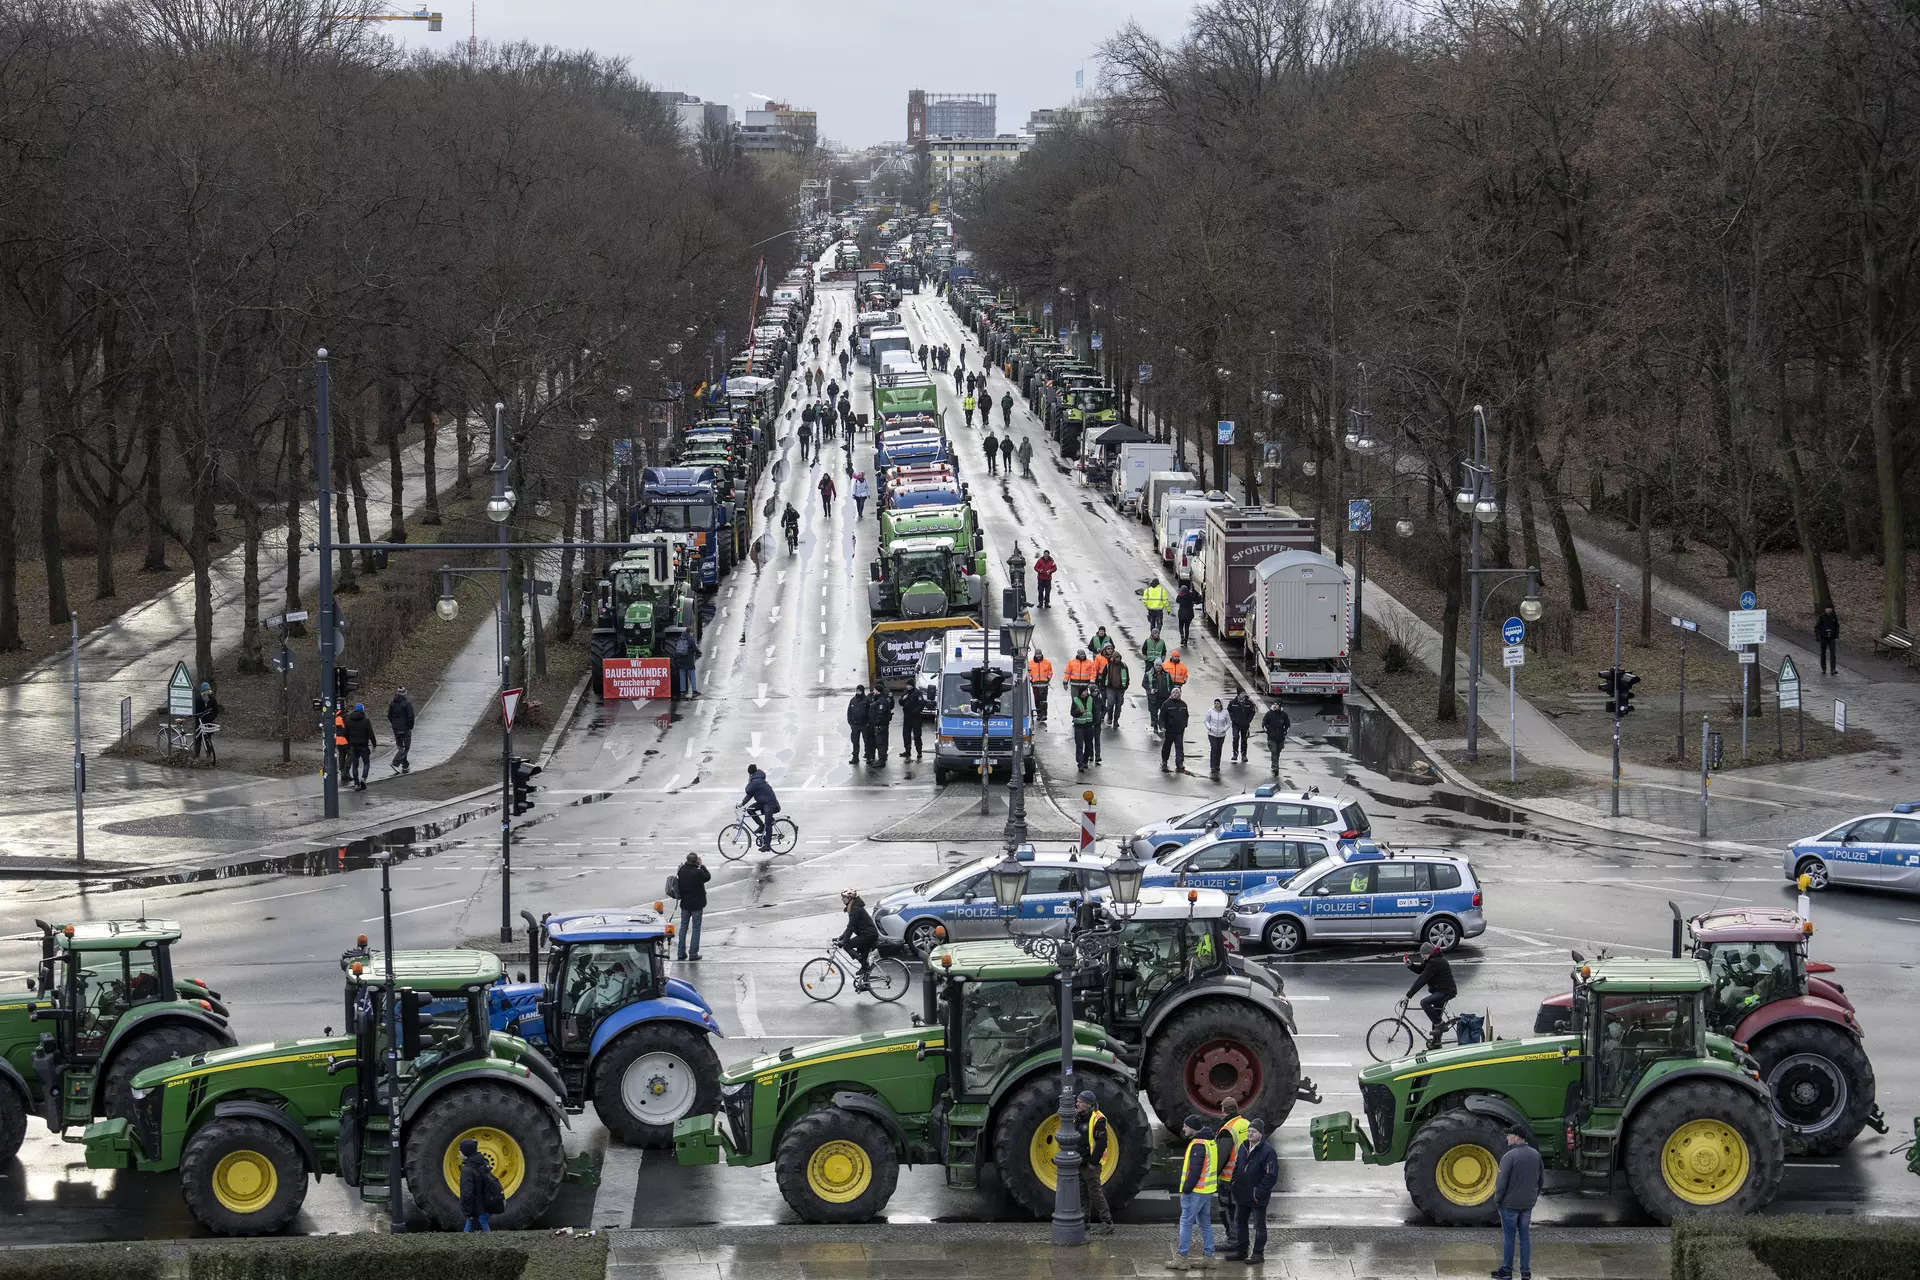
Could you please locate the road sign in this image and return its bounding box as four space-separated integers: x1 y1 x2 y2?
1043 301 1054 316
1708 732 1725 770
265 610 308 629
1502 616 1526 646
1138 363 1153 384
1216 420 1235 446
1834 699 1846 733
529 579 554 596
166 662 195 717
1740 589 1757 610
1727 608 1767 646
269 653 293 674
1778 654 1799 687
1058 328 1069 343
1671 616 1699 632
120 696 132 741
1739 650 1757 664
1778 686 1800 709
1348 499 1373 533
1090 332 1103 350
501 687 523 731
1503 644 1525 668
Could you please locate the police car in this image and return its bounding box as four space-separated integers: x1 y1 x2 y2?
1786 802 1920 893
874 847 1114 956
1127 785 1372 862
1227 847 1484 955
1139 820 1384 900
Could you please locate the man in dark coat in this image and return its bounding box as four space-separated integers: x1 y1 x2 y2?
1176 583 1200 647
1226 690 1255 764
1262 702 1291 774
344 703 376 789
846 686 870 764
1226 1119 1278 1263
387 687 415 773
1815 604 1840 675
1159 688 1190 773
899 685 928 760
865 687 894 766
674 852 710 960
459 1136 505 1232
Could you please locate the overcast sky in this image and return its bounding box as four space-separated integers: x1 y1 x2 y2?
396 0 1197 147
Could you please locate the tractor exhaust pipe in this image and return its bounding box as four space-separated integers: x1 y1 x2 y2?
520 910 542 983
1669 902 1684 959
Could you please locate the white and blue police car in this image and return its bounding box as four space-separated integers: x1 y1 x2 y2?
1227 846 1485 955
1786 802 1920 893
873 846 1115 956
1126 784 1373 862
1140 819 1386 900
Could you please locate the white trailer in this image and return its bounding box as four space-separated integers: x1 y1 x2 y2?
1109 443 1177 514
1157 491 1233 561
1246 549 1351 698
1144 471 1199 529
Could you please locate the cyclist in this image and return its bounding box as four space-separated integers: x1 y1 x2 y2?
837 888 879 980
781 502 800 552
742 763 781 851
1403 942 1458 1049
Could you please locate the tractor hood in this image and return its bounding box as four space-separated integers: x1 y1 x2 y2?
900 582 949 617
1357 1033 1581 1084
725 1026 936 1085
130 1035 353 1090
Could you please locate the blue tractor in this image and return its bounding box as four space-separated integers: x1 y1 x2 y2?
489 909 724 1148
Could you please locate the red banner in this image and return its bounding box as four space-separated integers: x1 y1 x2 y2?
602 657 671 701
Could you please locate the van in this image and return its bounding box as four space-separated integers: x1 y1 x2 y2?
931 629 1033 785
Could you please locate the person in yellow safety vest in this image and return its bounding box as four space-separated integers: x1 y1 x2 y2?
1173 1114 1218 1269
1074 1090 1116 1235
1143 580 1172 635
1215 1098 1253 1258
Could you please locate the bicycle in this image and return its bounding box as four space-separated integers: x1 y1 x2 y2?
156 719 218 759
1366 998 1460 1062
799 941 909 1004
717 804 798 861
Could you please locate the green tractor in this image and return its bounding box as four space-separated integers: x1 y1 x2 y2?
84 941 576 1235
1312 955 1784 1225
595 535 699 662
1 918 234 1162
675 943 1153 1223
867 536 985 618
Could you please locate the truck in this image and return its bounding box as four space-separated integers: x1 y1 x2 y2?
1200 506 1319 642
1245 549 1351 698
932 628 1034 784
1144 470 1199 530
639 466 733 588
1110 442 1177 514
866 326 913 372
1157 490 1232 561
872 372 942 431
866 616 977 694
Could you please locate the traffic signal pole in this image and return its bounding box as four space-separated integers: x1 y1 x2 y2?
314 350 341 820
1611 589 1622 817
493 403 515 944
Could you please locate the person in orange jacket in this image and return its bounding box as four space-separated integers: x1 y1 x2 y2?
1164 650 1190 688
1028 648 1054 725
1065 649 1096 683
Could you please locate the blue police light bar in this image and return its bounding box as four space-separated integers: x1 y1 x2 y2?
1893 802 1920 814
1014 843 1037 861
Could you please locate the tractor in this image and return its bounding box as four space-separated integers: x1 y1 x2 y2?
482 908 724 1149
1534 892 1884 1155
0 918 233 1162
675 943 1153 1223
84 941 577 1235
1314 954 1784 1225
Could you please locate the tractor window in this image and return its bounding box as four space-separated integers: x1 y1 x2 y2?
73 949 161 1057
960 982 1058 1094
1595 995 1701 1104
557 942 656 1048
1109 922 1188 1022
1188 921 1226 975
1707 943 1796 1025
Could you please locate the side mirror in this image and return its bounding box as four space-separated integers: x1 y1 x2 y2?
1570 950 1587 964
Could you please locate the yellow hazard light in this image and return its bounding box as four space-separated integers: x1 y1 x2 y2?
653 900 666 913
1797 874 1812 892
357 934 368 947
1802 920 1814 935
934 924 947 939
940 953 953 969
351 962 363 975
1580 965 1592 979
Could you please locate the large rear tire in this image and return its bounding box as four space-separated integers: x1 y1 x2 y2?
0 1084 29 1164
590 1023 722 1149
180 1116 309 1235
773 1107 900 1223
990 1070 1149 1218
1749 1021 1877 1156
1403 1108 1505 1226
404 1082 566 1231
1623 1080 1783 1224
1143 1001 1302 1131
104 1024 228 1122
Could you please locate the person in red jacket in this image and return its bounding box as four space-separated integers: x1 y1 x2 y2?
1034 550 1058 608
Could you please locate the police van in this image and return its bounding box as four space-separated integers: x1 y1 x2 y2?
931 629 1033 786
874 847 1114 956
1138 820 1385 900
1786 802 1920 893
1228 847 1484 955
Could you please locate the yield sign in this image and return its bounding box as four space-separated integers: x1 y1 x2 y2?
501 687 523 731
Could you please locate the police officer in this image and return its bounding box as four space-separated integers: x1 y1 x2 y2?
899 684 928 760
846 686 870 765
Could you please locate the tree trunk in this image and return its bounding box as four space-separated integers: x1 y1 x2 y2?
190 448 216 681
555 499 577 643
1436 511 1462 723
1526 432 1587 611
0 346 22 651
1775 353 1831 610
454 402 472 498
238 496 266 673
40 444 69 625
283 415 304 628
141 398 169 572
1863 220 1907 630
333 441 357 592
347 425 375 573
1639 481 1654 645
384 380 407 543
421 407 441 525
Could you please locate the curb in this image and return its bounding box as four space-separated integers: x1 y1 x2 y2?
538 673 592 767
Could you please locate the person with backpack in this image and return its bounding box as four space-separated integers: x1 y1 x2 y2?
672 852 710 961
1101 646 1130 728
386 687 415 774
459 1137 506 1232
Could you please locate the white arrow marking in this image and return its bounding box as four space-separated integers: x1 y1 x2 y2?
755 682 769 708
770 606 782 624
751 732 763 754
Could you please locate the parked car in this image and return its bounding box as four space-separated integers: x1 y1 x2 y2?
1141 821 1384 899
1228 847 1485 955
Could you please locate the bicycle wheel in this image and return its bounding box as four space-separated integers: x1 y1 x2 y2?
1366 1016 1417 1063
717 822 754 862
769 817 799 854
799 956 844 1002
864 957 911 1004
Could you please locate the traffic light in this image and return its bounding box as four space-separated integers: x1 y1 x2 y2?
510 756 542 816
333 667 360 707
1613 670 1640 717
982 667 1012 714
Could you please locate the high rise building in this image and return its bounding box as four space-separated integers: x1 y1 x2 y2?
910 91 996 139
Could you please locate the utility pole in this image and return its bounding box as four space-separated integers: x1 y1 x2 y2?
70 612 84 863
1611 587 1623 818
492 402 515 943
315 349 341 820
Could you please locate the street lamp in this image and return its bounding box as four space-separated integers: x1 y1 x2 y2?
485 492 515 523
436 560 517 941
666 340 683 356
576 419 597 442
1520 594 1545 622
1002 586 1034 850
1459 405 1539 761
989 849 1029 908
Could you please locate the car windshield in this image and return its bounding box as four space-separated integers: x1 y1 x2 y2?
649 502 715 531
896 550 949 584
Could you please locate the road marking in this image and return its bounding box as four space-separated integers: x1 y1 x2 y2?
751 733 763 754
755 682 770 708
361 898 464 923
592 1144 643 1230
661 773 682 792
734 970 766 1037
1487 926 1550 947
229 885 339 906
683 740 694 758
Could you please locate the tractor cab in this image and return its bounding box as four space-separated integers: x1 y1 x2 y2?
922 944 1098 1101
1569 958 1711 1111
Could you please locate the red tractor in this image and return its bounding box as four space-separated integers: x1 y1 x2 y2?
1535 898 1884 1155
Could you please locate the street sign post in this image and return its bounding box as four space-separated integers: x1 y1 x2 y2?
1090 332 1103 350
501 687 523 732
1137 363 1153 384
1502 616 1526 646
1834 699 1846 733
1673 615 1700 760
166 661 195 718
1774 655 1800 755
1777 653 1804 753
1502 635 1524 784
1727 608 1768 645
1740 589 1757 610
1348 499 1373 533
1058 328 1068 343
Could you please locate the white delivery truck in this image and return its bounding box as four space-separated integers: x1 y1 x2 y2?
1144 470 1199 529
1245 549 1351 698
1157 490 1233 561
1109 442 1177 514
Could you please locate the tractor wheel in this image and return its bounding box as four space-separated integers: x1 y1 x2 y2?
590 1023 722 1149
404 1082 566 1231
0 1082 28 1163
180 1117 310 1235
104 1024 228 1121
990 1069 1149 1218
773 1107 899 1223
1143 1002 1302 1132
1749 1022 1877 1156
1403 1108 1505 1226
1624 1080 1783 1224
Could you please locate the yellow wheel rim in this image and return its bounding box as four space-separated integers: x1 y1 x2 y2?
442 1125 526 1199
1435 1142 1499 1206
806 1138 872 1203
1661 1118 1749 1205
211 1149 279 1214
1029 1113 1121 1191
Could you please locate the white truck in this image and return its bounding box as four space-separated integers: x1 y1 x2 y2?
1245 549 1351 698
1109 442 1177 514
1157 490 1233 561
1144 470 1199 530
1200 505 1320 642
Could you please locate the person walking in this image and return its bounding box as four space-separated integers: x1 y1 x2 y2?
1034 550 1057 607
864 687 894 766
1226 690 1255 763
1144 659 1172 735
673 852 710 960
962 392 976 427
1493 1129 1543 1280
982 429 1000 474
899 684 928 759
1160 687 1190 772
1016 436 1034 478
797 416 813 463
818 470 837 514
851 472 871 518
344 702 376 789
1176 583 1200 647
1142 580 1172 636
953 363 965 393
1214 1098 1251 1256
1071 682 1097 770
1087 682 1108 765
1226 1118 1276 1264
192 681 221 764
1001 391 1014 429
1142 632 1168 670
1102 647 1130 728
845 686 870 765
826 377 840 405
387 686 415 773
1262 702 1291 774
667 626 701 700
458 1137 505 1232
1076 1090 1116 1235
1171 1115 1218 1270
998 435 1013 474
1163 649 1189 691
1815 604 1840 675
1204 697 1231 779
1027 647 1053 725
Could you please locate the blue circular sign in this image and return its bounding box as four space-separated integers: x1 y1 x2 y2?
1502 616 1525 646
1739 590 1757 610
